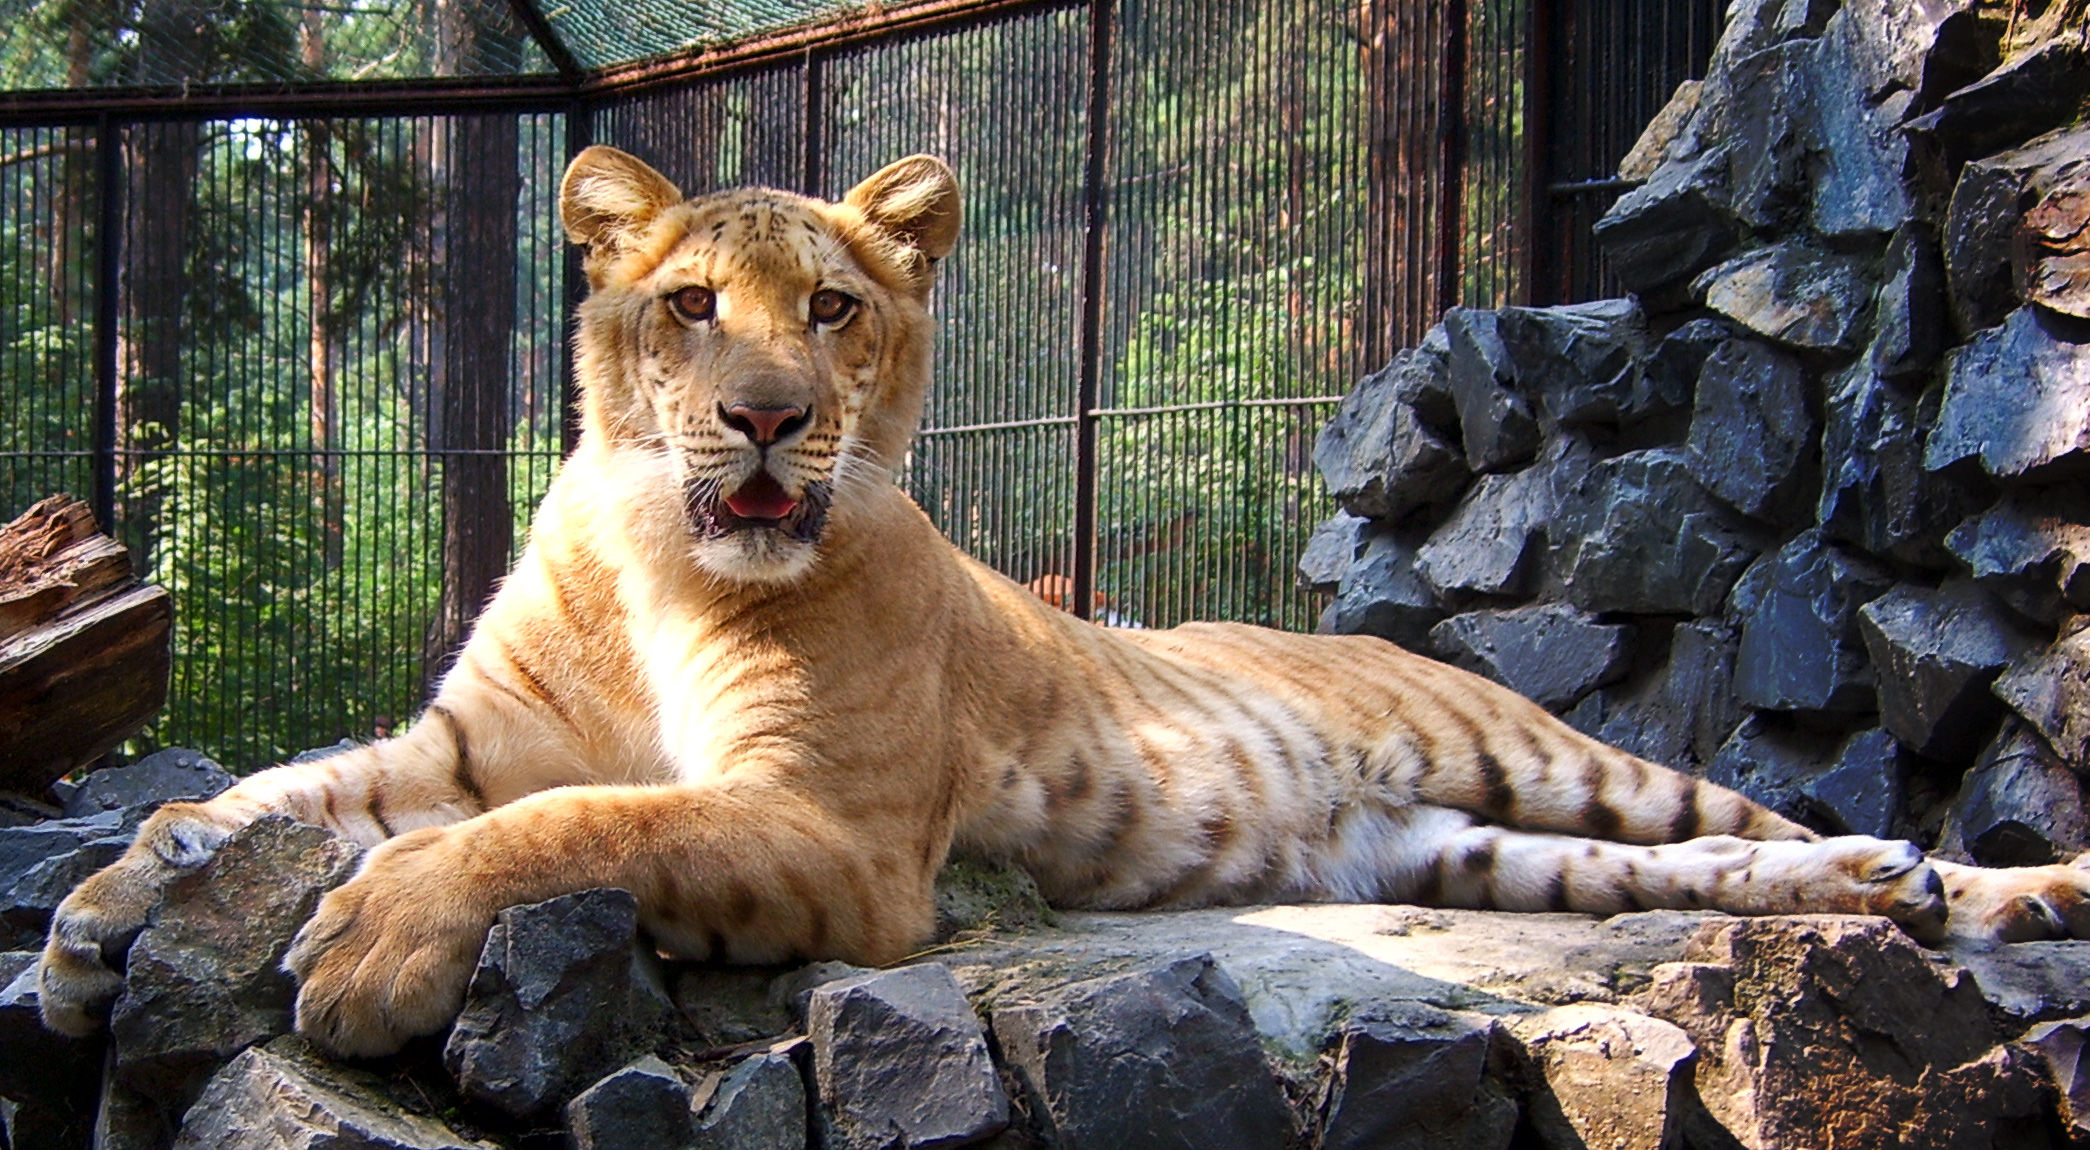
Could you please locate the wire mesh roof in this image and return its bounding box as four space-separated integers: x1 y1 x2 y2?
0 0 864 92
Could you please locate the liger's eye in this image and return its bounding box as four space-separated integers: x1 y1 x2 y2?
669 286 716 323
810 289 856 326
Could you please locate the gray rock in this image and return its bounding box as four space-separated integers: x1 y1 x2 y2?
1594 146 1742 296
1817 364 1974 568
1444 309 1542 473
1943 122 2090 335
1948 491 2090 624
2022 165 2090 322
1494 299 1663 428
1837 0 1985 108
1686 338 1818 523
1550 448 1763 616
1711 40 1813 232
989 954 1292 1150
1809 13 1916 238
1320 525 1444 652
1909 34 2090 170
1870 223 1949 382
1733 531 1893 713
693 1044 807 1150
1706 715 1837 825
1510 1005 1697 1150
804 963 1006 1150
1565 621 1742 775
1413 448 1575 603
1954 722 2090 867
1617 79 1702 183
60 749 233 820
1927 306 2090 485
1 829 129 951
2021 1018 2090 1143
566 1055 697 1150
1318 1004 1514 1150
0 950 99 1108
1297 512 1369 595
443 888 673 1118
1800 728 1909 840
1858 581 2044 762
1429 603 1631 713
109 816 362 1110
1696 241 1875 354
172 1038 493 1149
1313 351 1469 522
1993 627 2090 765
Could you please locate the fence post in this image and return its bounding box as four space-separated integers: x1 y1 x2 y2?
91 113 120 536
802 49 826 196
1435 0 1468 320
1071 0 1112 622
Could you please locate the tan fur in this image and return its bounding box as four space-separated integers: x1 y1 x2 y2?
40 148 2090 1057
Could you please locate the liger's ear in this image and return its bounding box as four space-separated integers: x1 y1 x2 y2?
844 155 962 266
559 145 684 253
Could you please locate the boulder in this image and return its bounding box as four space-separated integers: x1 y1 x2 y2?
1800 728 1909 839
1320 525 1444 652
1732 531 1893 714
1948 492 2090 625
59 749 233 820
1695 241 1875 354
1857 581 2043 762
692 1043 808 1150
1993 627 2090 765
1809 11 1916 238
2021 165 2090 322
1686 338 1818 524
1642 317 1730 425
1413 445 1581 603
1954 721 2090 868
1297 512 1369 595
1429 603 1631 713
1818 364 1975 568
988 954 1293 1150
1549 448 1763 616
172 1038 492 1150
1565 620 1742 776
802 963 1008 1150
1705 715 1837 826
1443 309 1542 473
108 816 362 1111
443 888 673 1118
1594 147 1741 297
1316 1005 1515 1150
0 950 99 1112
1708 40 1813 233
565 1055 697 1150
1493 299 1665 428
1910 34 2090 170
1313 351 1469 523
1944 122 2090 334
0 810 136 950
1927 305 2090 485
1508 1004 1697 1150
1639 916 2047 1149
2021 1018 2090 1144
1870 223 1950 383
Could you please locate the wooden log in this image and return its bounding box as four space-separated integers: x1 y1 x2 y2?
0 496 172 793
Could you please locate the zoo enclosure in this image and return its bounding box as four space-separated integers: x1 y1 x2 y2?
0 0 1721 766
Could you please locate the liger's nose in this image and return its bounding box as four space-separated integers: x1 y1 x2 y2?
721 402 810 446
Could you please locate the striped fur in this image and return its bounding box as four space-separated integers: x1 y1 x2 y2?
41 148 2090 1057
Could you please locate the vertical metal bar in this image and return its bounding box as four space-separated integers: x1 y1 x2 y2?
1436 0 1468 318
91 113 121 533
1523 0 1555 305
802 50 825 196
562 98 593 456
1072 0 1112 623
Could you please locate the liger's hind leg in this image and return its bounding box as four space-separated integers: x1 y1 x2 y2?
1385 814 1951 944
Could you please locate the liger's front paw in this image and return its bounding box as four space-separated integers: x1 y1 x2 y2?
284 827 492 1058
39 802 236 1035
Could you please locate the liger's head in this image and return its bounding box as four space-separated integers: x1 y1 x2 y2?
558 145 961 584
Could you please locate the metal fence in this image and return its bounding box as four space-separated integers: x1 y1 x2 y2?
0 0 1721 767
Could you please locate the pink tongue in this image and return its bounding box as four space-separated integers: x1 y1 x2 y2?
725 472 799 520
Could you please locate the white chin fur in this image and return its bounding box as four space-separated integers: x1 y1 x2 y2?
691 531 820 585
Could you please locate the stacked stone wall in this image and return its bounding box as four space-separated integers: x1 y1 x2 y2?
1308 0 2090 861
